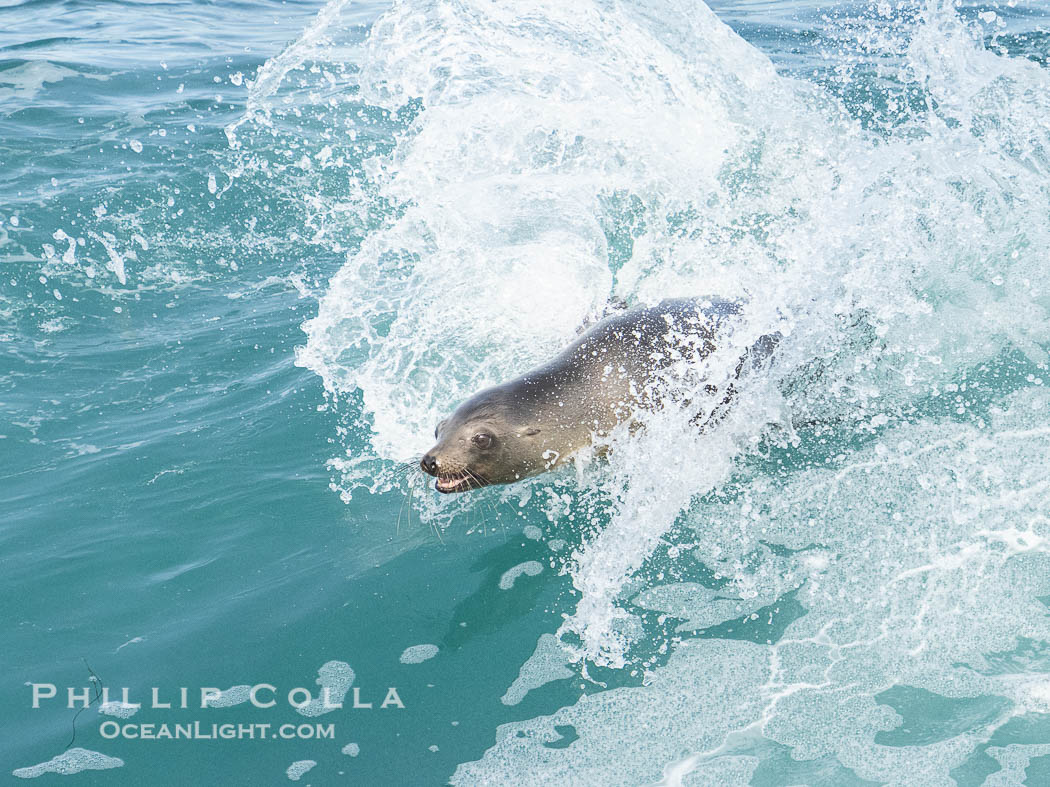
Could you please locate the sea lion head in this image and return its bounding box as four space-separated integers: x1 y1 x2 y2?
420 389 547 493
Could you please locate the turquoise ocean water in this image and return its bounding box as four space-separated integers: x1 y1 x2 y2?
4 0 1050 783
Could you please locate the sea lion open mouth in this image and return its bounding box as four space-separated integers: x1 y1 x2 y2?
435 473 486 493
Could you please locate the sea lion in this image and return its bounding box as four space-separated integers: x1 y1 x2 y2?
420 297 768 493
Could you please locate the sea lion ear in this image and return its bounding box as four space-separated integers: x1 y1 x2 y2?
523 428 541 436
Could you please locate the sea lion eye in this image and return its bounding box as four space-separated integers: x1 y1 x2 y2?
472 433 493 450
435 419 447 438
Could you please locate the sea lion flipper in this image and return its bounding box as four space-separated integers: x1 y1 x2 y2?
691 331 781 431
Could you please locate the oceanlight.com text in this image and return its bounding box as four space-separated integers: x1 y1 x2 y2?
99 721 336 741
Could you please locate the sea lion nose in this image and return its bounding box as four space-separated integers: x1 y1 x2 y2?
421 454 439 476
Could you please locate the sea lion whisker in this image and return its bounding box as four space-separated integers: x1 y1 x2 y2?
429 505 445 544
481 491 505 537
380 460 418 488
467 468 492 486
395 470 416 536
460 469 498 534
464 468 489 491
402 467 431 535
407 472 419 536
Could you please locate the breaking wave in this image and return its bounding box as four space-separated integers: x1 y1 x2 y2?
226 0 1050 781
